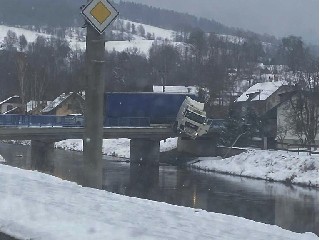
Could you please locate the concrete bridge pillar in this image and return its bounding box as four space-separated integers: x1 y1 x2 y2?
130 139 160 166
31 140 55 173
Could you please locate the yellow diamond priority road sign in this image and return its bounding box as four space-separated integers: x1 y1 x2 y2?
82 0 119 34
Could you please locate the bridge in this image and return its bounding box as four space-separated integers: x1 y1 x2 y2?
0 125 179 169
0 126 176 141
0 118 222 171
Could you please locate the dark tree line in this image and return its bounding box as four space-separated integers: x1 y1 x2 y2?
0 30 80 103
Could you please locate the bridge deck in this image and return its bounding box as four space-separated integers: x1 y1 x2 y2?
0 126 177 140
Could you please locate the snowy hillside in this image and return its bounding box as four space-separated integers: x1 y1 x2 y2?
0 19 182 56
0 18 246 57
121 19 176 41
0 25 50 44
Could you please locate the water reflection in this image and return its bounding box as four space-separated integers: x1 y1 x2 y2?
128 164 159 199
0 143 318 235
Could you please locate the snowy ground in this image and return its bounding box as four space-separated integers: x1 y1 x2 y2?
190 149 319 188
0 163 317 240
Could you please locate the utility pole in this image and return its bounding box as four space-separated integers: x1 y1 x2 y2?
83 23 105 188
81 0 118 188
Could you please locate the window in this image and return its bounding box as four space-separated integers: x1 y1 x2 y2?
184 110 205 124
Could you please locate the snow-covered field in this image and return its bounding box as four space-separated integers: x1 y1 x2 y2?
190 149 319 188
55 138 177 158
0 163 317 240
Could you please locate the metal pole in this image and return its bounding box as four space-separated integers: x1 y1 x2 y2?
83 16 105 189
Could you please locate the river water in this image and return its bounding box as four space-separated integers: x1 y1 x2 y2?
0 143 318 235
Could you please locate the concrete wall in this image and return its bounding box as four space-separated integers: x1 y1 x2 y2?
177 137 218 157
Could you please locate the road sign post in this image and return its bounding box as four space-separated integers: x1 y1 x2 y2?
81 0 118 188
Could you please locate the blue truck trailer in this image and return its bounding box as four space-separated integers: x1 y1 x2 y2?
104 92 197 126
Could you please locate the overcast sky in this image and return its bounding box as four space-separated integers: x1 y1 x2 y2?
120 0 319 45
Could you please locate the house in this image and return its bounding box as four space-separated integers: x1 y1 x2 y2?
0 95 24 114
233 82 293 142
27 101 52 115
41 92 85 115
234 81 292 117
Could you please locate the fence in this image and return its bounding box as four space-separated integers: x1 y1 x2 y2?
277 143 319 155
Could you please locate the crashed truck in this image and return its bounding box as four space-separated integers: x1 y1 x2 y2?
104 92 210 139
174 96 210 139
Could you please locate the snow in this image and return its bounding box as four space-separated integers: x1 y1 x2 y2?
0 163 317 240
0 25 50 44
0 154 5 163
122 19 176 41
3 106 19 114
27 100 51 113
41 92 74 113
236 81 286 102
106 40 153 56
190 149 319 187
55 138 177 158
0 95 20 106
153 85 198 95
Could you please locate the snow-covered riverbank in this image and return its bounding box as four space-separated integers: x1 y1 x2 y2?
190 149 319 188
0 163 317 240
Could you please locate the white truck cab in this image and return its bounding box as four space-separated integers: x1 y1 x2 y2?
175 96 210 139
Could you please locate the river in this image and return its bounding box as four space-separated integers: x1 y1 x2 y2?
0 143 318 235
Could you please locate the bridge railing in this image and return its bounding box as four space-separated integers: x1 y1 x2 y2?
0 114 65 127
0 114 189 128
105 117 151 127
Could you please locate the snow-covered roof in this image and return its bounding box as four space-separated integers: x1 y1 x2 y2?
0 95 21 105
3 106 18 114
236 81 285 102
153 86 197 94
41 92 74 113
27 100 51 113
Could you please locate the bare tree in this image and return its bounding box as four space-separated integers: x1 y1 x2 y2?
16 52 28 113
137 25 145 37
3 30 18 50
285 72 319 145
18 34 28 52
